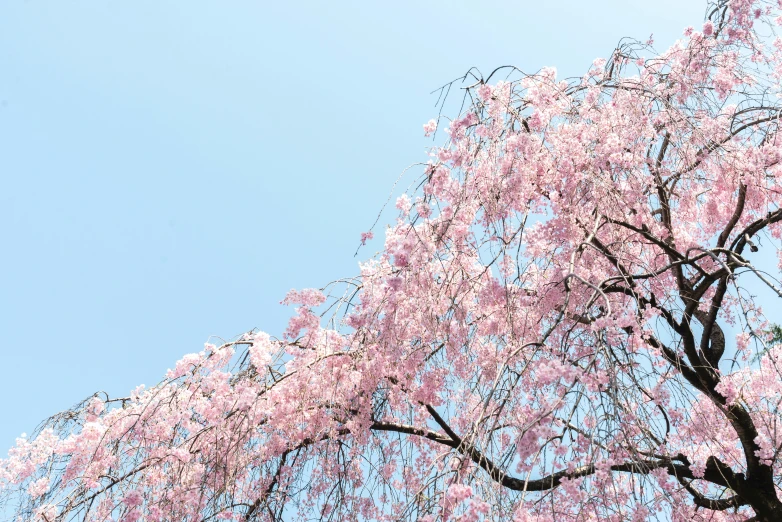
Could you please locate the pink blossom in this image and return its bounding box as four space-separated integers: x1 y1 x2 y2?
281 287 326 307
395 193 412 214
123 489 143 507
27 477 48 498
423 118 437 137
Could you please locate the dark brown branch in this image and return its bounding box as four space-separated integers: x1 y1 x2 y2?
717 184 747 248
731 208 782 255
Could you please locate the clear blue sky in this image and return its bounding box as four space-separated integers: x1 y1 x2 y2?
0 1 704 449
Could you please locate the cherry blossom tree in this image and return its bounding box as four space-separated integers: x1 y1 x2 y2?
8 0 782 520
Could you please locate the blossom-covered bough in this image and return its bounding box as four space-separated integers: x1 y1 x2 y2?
9 0 782 520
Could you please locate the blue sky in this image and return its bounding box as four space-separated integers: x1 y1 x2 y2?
0 1 705 449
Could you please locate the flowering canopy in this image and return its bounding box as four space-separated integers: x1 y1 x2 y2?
7 1 782 520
